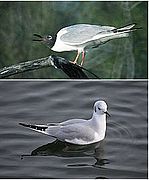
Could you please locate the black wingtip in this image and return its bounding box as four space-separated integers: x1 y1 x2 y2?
19 122 48 131
19 122 25 126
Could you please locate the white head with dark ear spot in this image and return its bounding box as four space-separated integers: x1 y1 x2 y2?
94 100 110 116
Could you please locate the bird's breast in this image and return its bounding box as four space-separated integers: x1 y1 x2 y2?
51 40 78 52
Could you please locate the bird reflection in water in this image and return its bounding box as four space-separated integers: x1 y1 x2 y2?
28 140 109 168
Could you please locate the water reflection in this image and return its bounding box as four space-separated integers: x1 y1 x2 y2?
30 140 109 167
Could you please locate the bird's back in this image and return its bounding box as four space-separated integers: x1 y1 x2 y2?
59 24 115 45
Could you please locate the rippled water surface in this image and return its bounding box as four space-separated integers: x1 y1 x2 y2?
0 80 147 178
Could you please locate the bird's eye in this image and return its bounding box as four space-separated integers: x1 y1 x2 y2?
98 107 101 110
47 35 52 39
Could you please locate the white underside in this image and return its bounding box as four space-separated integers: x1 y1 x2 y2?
65 131 104 145
51 31 129 53
51 24 135 53
51 40 79 52
51 29 78 52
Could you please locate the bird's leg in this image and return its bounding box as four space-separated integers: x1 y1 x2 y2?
72 51 80 64
80 51 86 66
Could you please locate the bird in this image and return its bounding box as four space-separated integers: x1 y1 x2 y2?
33 23 139 66
19 100 110 145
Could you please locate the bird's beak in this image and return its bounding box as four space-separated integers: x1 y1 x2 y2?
105 111 111 117
32 33 43 41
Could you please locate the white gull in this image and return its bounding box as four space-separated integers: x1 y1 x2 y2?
19 100 110 145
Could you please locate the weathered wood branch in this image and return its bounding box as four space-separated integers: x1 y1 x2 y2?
0 56 51 78
0 55 99 79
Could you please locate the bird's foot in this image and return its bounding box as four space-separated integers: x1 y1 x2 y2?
69 61 82 67
69 60 76 64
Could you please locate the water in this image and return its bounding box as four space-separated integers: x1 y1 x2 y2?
0 80 147 178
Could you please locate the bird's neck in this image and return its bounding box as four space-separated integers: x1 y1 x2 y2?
92 112 106 123
90 112 106 135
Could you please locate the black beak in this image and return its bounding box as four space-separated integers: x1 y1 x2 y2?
32 33 43 41
105 111 111 117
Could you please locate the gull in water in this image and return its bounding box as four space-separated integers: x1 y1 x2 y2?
33 23 139 66
19 100 110 145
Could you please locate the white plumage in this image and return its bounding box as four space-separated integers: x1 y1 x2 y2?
33 23 138 66
19 100 110 145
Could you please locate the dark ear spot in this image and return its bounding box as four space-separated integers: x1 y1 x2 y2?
95 106 96 112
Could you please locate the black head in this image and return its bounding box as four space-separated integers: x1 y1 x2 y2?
33 34 56 48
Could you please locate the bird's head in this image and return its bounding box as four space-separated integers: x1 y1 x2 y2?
33 34 55 48
94 100 110 116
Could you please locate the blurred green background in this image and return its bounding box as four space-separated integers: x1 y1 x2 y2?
0 1 147 79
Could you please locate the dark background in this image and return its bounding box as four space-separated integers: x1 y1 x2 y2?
0 1 148 78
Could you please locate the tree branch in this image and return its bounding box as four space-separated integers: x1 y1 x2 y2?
0 56 51 78
0 55 100 79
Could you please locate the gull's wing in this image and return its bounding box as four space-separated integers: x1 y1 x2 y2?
52 123 96 144
19 119 95 144
59 24 115 45
60 118 88 126
59 23 136 46
19 118 88 138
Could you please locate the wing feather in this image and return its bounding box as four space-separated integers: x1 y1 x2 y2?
59 24 115 45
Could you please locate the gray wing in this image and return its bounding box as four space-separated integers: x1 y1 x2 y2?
60 24 115 45
46 118 88 138
47 122 95 143
60 118 88 126
60 123 95 143
47 118 87 127
20 120 95 144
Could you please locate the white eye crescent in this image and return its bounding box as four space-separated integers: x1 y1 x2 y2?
47 35 52 40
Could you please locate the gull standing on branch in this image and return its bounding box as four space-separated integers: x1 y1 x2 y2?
19 100 110 145
33 23 140 66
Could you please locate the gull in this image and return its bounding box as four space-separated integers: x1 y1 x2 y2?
19 100 110 145
33 23 139 66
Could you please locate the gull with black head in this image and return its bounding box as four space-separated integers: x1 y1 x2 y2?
33 23 139 66
19 100 110 145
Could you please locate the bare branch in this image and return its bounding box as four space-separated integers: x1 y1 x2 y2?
0 55 99 79
0 56 51 78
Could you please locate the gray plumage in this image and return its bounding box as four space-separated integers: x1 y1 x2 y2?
33 23 139 66
60 24 115 44
19 100 109 145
